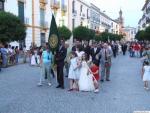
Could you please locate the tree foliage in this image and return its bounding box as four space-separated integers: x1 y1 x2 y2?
0 11 26 43
135 26 150 41
73 26 123 42
135 30 145 41
73 26 90 41
145 26 150 40
94 32 123 42
58 25 72 41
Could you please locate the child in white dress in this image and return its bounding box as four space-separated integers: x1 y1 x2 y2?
78 53 95 92
142 61 150 90
68 52 81 91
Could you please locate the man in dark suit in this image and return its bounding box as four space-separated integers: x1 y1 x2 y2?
55 40 67 89
121 43 127 55
111 42 118 58
83 41 91 60
90 42 100 63
72 40 80 52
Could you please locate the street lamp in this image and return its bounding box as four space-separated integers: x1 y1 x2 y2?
0 0 5 11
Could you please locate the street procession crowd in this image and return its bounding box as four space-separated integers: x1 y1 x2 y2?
0 40 150 92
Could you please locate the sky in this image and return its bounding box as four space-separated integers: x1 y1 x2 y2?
89 0 145 27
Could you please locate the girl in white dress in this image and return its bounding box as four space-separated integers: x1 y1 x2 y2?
142 61 150 90
68 52 81 91
31 51 36 66
78 53 95 92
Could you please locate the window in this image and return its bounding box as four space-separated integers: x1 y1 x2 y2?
72 0 75 13
87 9 89 19
72 19 75 30
116 25 118 29
40 33 45 46
40 8 45 27
80 21 83 26
18 1 24 23
111 22 113 27
0 1 4 11
80 5 83 13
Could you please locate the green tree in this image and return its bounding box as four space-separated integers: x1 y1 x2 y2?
145 26 150 41
88 29 95 40
73 26 90 41
95 34 102 42
96 32 123 42
0 11 26 43
100 32 110 42
135 30 146 41
58 26 72 41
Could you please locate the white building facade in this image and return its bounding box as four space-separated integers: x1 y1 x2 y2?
138 0 150 30
123 26 136 41
2 0 121 49
99 11 112 33
68 0 90 31
110 20 119 34
4 0 53 49
90 3 100 31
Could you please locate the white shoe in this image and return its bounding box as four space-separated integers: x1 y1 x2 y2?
94 89 99 93
37 83 42 86
48 83 52 86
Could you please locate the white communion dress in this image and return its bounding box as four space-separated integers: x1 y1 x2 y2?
78 61 95 91
143 66 150 81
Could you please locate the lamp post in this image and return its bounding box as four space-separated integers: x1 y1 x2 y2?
0 0 5 11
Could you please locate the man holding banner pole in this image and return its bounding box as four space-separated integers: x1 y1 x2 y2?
48 14 67 89
55 40 67 89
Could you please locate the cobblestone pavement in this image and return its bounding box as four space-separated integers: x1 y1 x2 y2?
0 54 150 113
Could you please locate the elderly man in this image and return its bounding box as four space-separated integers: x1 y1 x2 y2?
99 43 113 82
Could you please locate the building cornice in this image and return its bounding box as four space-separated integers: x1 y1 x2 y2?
90 3 100 12
77 0 90 8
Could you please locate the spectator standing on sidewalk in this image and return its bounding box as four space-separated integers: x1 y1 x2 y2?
38 45 52 86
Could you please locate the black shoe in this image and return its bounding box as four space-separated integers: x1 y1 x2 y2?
100 79 104 82
61 86 64 89
106 79 110 81
56 85 61 88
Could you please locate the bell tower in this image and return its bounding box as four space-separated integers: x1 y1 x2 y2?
119 9 124 27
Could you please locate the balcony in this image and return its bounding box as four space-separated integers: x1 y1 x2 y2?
80 12 86 19
87 16 90 20
18 0 25 2
50 0 60 10
142 23 146 27
146 6 150 14
146 17 150 24
61 5 67 12
24 17 29 24
40 21 48 28
39 0 48 4
72 10 77 17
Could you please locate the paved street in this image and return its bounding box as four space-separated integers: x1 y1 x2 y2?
0 54 150 113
